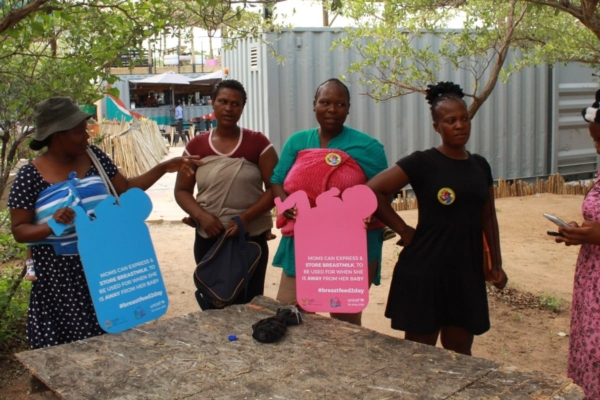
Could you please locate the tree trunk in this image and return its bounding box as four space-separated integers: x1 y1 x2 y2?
177 32 182 73
163 33 167 68
147 38 152 74
190 28 196 73
322 2 329 26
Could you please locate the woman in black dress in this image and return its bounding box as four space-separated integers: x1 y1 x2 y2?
367 82 507 355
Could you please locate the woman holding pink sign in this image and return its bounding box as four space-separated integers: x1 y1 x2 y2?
367 82 507 355
271 78 388 326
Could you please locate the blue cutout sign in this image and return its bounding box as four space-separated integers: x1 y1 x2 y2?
73 188 169 333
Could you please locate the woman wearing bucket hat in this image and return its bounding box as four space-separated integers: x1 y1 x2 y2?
8 96 201 349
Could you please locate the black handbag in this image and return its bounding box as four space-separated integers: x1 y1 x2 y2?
193 216 262 310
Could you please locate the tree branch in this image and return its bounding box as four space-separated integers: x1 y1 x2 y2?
0 0 51 35
469 0 526 117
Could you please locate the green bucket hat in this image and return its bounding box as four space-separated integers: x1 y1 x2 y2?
30 97 91 150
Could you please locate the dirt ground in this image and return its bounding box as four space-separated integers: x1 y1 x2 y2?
0 194 585 398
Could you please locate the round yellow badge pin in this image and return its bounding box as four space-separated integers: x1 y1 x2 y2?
325 152 342 166
437 188 456 205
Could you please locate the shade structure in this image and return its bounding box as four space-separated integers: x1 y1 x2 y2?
130 71 192 85
189 70 224 85
130 72 191 108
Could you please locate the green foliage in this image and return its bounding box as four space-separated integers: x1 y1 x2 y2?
0 210 29 351
539 292 564 313
0 0 179 349
0 0 176 201
0 262 31 351
334 0 599 117
105 87 121 99
519 0 600 65
92 133 107 146
0 209 24 255
0 0 271 351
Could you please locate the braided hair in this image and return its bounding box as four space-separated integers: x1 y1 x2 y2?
425 81 466 121
314 78 351 103
582 88 600 124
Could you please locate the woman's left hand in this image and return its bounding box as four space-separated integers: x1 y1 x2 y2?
52 207 75 225
226 215 249 238
488 265 508 290
163 156 202 176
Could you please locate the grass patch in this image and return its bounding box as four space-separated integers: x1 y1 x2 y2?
539 292 564 313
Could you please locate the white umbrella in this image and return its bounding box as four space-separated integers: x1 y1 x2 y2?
189 70 224 85
131 71 191 85
130 71 191 107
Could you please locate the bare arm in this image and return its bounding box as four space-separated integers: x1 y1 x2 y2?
173 159 225 238
272 184 287 204
11 209 52 243
272 183 297 220
111 156 201 194
11 207 74 243
366 165 415 245
239 147 278 223
481 187 502 268
558 220 600 246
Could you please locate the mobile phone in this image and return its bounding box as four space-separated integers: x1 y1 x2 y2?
547 231 562 237
543 213 570 228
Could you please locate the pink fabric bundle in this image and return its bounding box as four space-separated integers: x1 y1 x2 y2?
276 148 382 236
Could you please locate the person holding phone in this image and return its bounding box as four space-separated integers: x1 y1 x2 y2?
367 81 507 356
544 213 569 236
553 89 600 399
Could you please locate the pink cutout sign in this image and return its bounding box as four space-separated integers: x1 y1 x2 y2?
275 185 377 313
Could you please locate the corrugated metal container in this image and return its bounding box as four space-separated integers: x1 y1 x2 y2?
551 65 599 176
224 28 599 180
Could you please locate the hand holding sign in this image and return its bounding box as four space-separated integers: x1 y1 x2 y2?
276 185 377 313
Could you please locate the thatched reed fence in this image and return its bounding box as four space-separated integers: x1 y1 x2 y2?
270 174 595 216
392 174 595 211
93 120 168 178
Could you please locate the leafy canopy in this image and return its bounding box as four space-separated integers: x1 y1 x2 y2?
334 0 600 117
